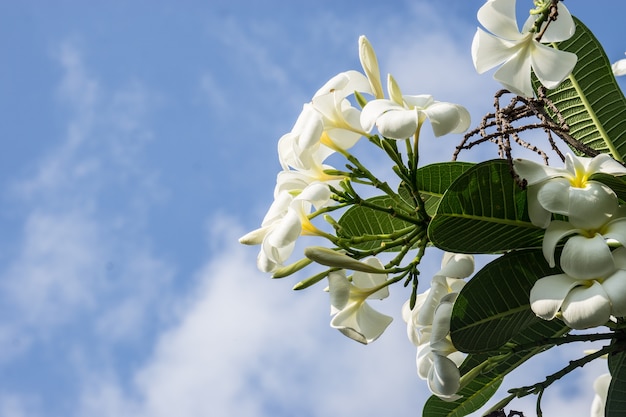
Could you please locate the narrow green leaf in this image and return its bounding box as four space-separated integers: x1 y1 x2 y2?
607 349 626 417
451 250 559 352
415 162 475 217
535 18 626 161
428 159 544 254
337 195 420 251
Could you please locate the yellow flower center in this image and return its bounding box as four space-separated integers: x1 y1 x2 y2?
569 168 590 188
300 216 321 236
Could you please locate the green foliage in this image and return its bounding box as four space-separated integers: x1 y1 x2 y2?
451 250 561 352
536 18 626 161
337 195 419 251
607 348 626 416
427 160 544 254
414 162 475 216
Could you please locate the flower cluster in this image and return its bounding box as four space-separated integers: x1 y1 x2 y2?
403 253 474 400
240 0 625 414
515 153 626 329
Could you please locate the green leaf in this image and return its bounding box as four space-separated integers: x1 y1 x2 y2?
451 250 560 352
337 195 419 251
415 162 475 217
607 349 626 417
424 319 568 417
428 159 544 254
536 17 626 161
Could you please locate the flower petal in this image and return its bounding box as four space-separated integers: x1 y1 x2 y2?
331 300 393 344
353 258 389 300
428 354 461 398
328 270 350 314
561 234 616 280
476 0 523 41
561 282 611 329
513 158 567 185
566 182 618 230
493 42 534 97
587 153 626 176
530 43 577 90
375 108 419 140
613 57 626 76
360 99 400 133
542 220 579 268
527 185 552 228
438 253 475 278
471 28 518 74
535 178 570 215
602 269 626 317
590 373 611 417
529 273 579 320
540 3 575 43
417 275 449 327
423 102 471 136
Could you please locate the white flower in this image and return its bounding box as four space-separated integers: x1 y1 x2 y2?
542 214 626 278
277 70 372 172
403 253 473 345
328 257 392 344
471 0 577 97
239 182 332 273
530 247 626 329
590 373 611 417
514 153 626 228
613 53 626 76
274 143 346 197
415 293 465 401
360 75 470 140
401 253 473 401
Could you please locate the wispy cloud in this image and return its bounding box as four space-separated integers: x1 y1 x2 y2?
0 40 175 411
76 215 430 417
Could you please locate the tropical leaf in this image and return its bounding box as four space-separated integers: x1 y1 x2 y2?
337 195 420 251
423 319 567 417
535 17 626 161
607 349 626 417
415 162 475 216
428 159 544 254
450 250 560 352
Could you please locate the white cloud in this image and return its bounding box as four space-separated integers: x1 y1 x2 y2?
76 215 430 417
0 39 174 367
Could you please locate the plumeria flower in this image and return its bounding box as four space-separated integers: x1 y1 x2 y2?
415 293 465 401
360 74 470 140
471 0 577 97
590 373 611 417
402 253 473 400
274 142 346 197
514 153 626 228
613 53 626 76
278 36 384 171
530 247 626 329
239 182 332 273
277 79 369 171
328 257 392 344
403 253 473 346
542 211 626 279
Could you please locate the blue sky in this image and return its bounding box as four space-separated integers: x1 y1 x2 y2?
1 1 625 416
